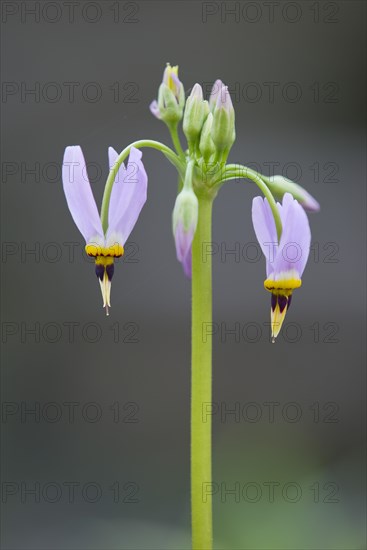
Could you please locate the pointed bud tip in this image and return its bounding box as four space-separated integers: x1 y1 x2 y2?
209 79 224 110
190 83 203 99
303 194 320 213
215 85 234 111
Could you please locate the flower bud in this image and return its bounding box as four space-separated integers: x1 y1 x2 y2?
163 64 182 100
158 84 181 121
150 64 185 124
265 175 320 212
199 113 216 163
211 85 236 156
172 162 198 277
172 187 198 261
183 84 209 147
209 79 224 112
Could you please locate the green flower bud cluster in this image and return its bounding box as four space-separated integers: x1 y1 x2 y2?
183 79 236 164
151 67 236 170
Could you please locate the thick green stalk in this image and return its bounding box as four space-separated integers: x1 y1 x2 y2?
191 194 213 550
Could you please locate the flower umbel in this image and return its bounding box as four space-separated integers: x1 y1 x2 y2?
252 192 311 342
62 146 147 314
61 63 321 550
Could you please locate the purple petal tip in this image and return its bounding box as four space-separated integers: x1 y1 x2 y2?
149 100 161 119
303 193 320 212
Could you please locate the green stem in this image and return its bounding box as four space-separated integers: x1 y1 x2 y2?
100 139 184 233
191 194 213 550
168 123 186 159
219 164 282 241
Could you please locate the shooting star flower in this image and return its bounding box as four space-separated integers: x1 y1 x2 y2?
62 146 147 314
252 192 311 342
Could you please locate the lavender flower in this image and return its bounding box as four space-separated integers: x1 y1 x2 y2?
252 192 311 341
62 146 147 314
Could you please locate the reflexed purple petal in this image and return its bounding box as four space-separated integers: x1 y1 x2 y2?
106 147 148 247
108 146 118 170
278 192 293 226
252 196 279 275
108 147 127 228
273 193 311 276
290 200 311 275
62 146 103 243
149 100 161 119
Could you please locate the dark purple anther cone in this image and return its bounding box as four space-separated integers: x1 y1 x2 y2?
95 264 104 281
278 295 288 313
271 293 277 312
106 263 115 281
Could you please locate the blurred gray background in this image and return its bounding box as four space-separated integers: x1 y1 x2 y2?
1 1 366 548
